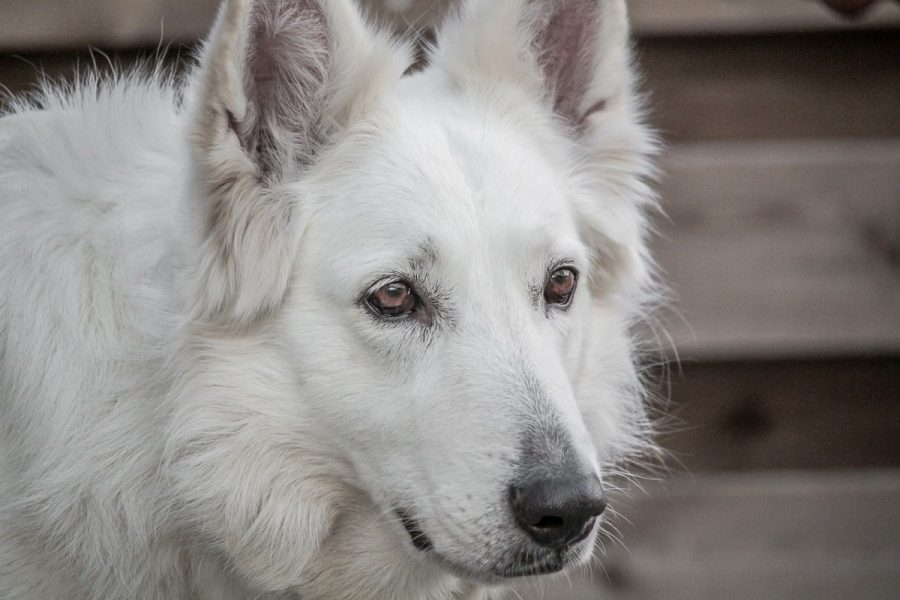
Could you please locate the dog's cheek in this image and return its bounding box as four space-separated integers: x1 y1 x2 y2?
570 313 649 465
162 337 351 591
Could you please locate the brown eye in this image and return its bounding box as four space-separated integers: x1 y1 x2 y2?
544 267 577 307
366 281 418 319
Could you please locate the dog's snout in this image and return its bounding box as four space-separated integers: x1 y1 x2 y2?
509 475 607 549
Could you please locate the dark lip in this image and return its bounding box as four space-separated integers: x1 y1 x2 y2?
567 516 598 546
394 508 589 580
431 547 569 582
492 554 567 578
396 508 434 552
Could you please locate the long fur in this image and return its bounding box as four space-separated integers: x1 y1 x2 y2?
0 1 660 598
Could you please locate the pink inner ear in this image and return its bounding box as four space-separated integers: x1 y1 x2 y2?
534 0 602 126
240 0 332 175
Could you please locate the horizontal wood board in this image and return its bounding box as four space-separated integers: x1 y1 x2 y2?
0 0 221 51
518 470 900 600
630 0 900 35
653 357 900 471
654 139 900 358
637 31 900 142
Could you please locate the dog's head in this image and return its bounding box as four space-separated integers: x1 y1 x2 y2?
179 0 656 586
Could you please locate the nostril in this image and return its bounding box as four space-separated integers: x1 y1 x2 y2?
510 475 607 549
533 515 565 530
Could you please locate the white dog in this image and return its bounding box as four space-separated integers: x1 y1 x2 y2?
0 0 657 598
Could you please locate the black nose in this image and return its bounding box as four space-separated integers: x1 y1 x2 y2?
510 475 607 549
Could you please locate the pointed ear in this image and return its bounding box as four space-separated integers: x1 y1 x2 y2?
188 0 410 325
532 0 636 125
434 0 636 128
435 1 657 302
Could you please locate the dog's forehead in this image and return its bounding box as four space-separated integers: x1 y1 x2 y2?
314 90 579 246
298 79 592 297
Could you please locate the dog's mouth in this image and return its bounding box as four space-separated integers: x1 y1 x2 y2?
491 551 568 578
396 508 434 552
432 546 570 581
394 507 580 580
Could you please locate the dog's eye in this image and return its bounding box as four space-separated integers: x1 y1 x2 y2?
366 281 419 319
544 268 577 307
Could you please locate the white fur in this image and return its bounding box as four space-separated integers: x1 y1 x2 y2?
0 1 658 598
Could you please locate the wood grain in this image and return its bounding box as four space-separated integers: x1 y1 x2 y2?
630 0 900 36
655 139 900 358
638 31 900 142
0 0 220 51
654 357 900 471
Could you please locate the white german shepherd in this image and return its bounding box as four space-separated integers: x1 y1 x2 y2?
0 0 657 598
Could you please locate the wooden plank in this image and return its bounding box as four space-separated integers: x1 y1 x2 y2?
638 31 900 142
0 0 220 51
654 358 900 471
655 139 900 358
630 0 900 36
519 471 900 600
0 0 447 51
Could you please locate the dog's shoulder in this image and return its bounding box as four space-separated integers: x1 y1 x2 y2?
0 69 186 411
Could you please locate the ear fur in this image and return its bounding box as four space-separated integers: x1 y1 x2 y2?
434 0 657 302
187 0 411 325
434 0 636 126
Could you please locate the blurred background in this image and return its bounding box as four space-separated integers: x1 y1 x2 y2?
2 1 898 598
